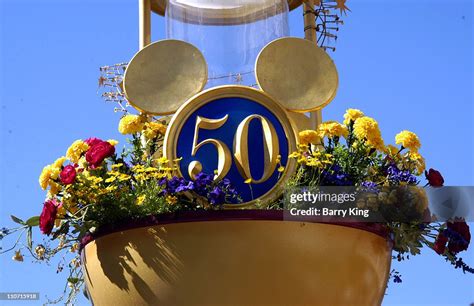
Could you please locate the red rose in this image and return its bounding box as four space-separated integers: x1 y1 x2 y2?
60 165 77 185
39 199 59 235
433 232 448 254
425 168 444 187
447 219 471 254
85 140 115 169
84 137 102 147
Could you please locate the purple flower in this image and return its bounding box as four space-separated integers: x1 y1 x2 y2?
159 176 191 194
361 181 379 193
176 181 195 193
387 164 417 184
321 165 353 186
159 172 241 205
209 187 226 205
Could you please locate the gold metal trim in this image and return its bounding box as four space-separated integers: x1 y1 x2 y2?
164 85 298 208
151 0 303 25
255 37 339 113
123 39 208 115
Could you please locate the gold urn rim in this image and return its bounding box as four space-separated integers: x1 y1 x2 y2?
80 209 390 252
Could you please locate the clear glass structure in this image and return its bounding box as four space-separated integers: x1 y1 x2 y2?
166 0 289 87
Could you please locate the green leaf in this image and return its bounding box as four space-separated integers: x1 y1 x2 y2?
10 215 25 225
26 227 32 249
67 277 80 284
26 216 40 227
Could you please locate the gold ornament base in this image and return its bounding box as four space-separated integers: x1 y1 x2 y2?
82 211 391 306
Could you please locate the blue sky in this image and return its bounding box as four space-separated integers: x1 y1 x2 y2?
0 0 473 305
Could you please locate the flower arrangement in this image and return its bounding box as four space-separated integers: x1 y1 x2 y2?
289 109 472 278
0 109 471 304
0 114 240 303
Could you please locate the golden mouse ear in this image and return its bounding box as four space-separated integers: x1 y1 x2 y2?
123 39 208 115
255 37 338 113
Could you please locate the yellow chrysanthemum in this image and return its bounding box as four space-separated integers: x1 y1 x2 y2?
395 130 421 152
66 140 89 163
143 122 167 140
49 181 62 196
317 121 348 139
118 114 145 135
408 151 426 175
343 109 364 125
368 136 385 151
384 145 399 156
39 165 52 190
299 130 319 145
52 156 67 169
353 116 385 150
50 167 61 180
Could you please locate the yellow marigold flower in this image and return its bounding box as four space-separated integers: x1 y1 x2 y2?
39 165 52 190
368 136 385 151
299 130 319 145
50 167 61 180
244 178 252 184
353 116 385 150
143 122 167 139
409 151 426 175
384 145 399 156
107 139 119 146
277 166 285 172
353 117 378 140
66 140 89 163
118 114 145 135
52 156 67 169
395 130 421 152
317 121 348 139
49 181 62 196
343 109 364 125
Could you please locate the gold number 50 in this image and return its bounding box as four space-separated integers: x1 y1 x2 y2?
188 115 280 183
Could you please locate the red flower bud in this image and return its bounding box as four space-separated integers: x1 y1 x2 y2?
85 140 115 169
84 137 103 147
39 199 59 235
425 168 444 187
433 232 448 254
59 165 76 185
447 219 471 254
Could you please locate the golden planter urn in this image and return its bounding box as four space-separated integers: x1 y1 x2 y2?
82 211 392 306
83 1 391 305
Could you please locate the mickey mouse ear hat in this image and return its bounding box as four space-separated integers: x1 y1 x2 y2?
255 37 338 113
123 39 208 115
